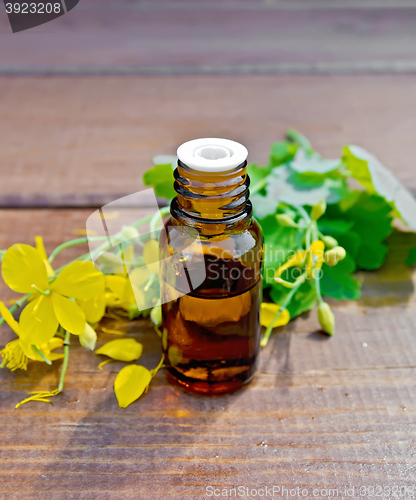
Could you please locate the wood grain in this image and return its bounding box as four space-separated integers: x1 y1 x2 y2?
1 209 416 499
2 75 416 208
2 1 416 74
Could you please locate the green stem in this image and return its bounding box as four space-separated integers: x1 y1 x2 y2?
297 205 311 224
144 274 156 292
33 346 52 365
58 331 71 392
131 213 154 228
0 293 32 326
305 225 312 249
48 237 108 264
311 221 319 242
261 274 306 347
53 214 155 271
150 206 170 239
314 272 323 305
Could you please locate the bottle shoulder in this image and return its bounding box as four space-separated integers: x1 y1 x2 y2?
159 215 263 263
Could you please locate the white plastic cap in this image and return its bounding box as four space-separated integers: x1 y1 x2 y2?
177 138 248 173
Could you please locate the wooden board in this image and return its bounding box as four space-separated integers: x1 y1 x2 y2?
2 75 416 208
1 209 416 498
2 1 416 74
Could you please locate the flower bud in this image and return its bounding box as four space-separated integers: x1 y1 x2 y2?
151 304 162 327
276 213 297 228
121 225 140 241
128 303 141 320
324 246 346 266
318 302 335 336
322 235 338 249
311 199 327 220
79 324 97 351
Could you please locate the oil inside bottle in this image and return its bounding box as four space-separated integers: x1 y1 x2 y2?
161 241 262 394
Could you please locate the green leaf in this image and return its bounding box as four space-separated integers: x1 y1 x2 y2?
343 145 416 231
318 218 354 235
325 193 393 270
264 165 347 208
251 193 280 219
114 364 152 408
247 163 271 189
318 218 361 259
290 149 341 176
406 247 416 265
320 254 361 300
286 129 314 155
143 163 176 199
269 141 298 167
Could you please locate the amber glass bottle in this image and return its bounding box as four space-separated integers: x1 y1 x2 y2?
159 138 263 394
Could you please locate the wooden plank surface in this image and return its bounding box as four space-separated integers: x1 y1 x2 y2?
1 210 416 498
3 1 416 74
2 75 416 207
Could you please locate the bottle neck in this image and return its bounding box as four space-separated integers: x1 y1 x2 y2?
170 160 252 232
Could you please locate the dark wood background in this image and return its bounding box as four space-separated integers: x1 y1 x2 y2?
1 1 416 498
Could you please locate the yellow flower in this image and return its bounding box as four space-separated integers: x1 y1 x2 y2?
306 240 325 278
260 303 290 328
35 236 55 277
275 250 307 279
1 244 105 344
77 294 106 324
105 275 136 310
97 244 135 275
0 301 63 370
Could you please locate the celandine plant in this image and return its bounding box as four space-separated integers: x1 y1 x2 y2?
1 130 416 408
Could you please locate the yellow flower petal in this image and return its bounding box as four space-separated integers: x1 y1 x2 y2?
260 303 290 328
50 261 105 300
105 275 128 298
275 250 307 278
48 337 64 351
105 275 136 309
96 338 143 362
79 323 97 350
78 294 106 324
1 244 49 294
35 236 55 277
20 336 64 362
114 364 152 408
48 352 65 361
50 293 86 335
307 240 325 278
19 341 46 362
0 300 21 336
19 296 58 345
